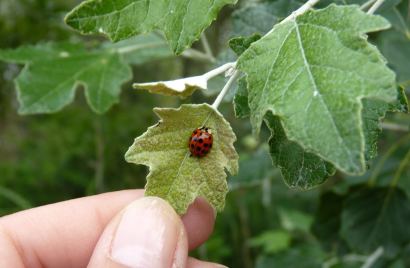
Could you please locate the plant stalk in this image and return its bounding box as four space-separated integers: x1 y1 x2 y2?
367 0 385 14
212 70 240 110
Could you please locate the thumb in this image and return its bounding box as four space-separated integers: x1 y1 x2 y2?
88 196 188 268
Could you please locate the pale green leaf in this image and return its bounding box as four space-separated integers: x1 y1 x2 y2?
133 75 207 98
237 5 396 175
341 187 410 256
125 104 238 214
65 0 237 55
249 230 291 254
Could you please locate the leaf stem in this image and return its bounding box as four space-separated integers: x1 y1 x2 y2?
360 0 377 11
361 247 384 268
390 148 410 188
182 48 216 63
367 0 385 14
381 122 409 132
266 0 320 36
212 70 240 110
201 32 215 61
203 62 236 80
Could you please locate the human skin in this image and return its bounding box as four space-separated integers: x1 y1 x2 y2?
0 190 226 268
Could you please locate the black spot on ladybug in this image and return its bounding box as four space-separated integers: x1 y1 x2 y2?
199 138 203 143
196 147 201 151
204 143 209 148
190 144 194 148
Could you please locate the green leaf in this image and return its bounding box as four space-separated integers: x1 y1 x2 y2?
249 230 291 254
0 34 172 114
237 5 396 175
133 75 206 98
265 113 335 189
278 207 313 232
378 30 410 87
229 34 261 56
311 191 344 250
233 77 251 119
0 43 132 114
256 244 326 268
65 0 237 55
341 187 410 256
125 104 238 214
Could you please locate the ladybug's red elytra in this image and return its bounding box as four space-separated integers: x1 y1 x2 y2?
188 127 213 157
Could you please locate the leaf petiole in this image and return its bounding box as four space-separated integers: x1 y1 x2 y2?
212 70 240 110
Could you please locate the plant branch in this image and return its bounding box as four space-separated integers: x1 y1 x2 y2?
212 70 240 110
391 149 410 188
367 0 385 14
266 0 320 35
381 122 409 132
203 62 236 80
201 33 215 61
360 0 377 11
182 48 216 63
361 247 384 268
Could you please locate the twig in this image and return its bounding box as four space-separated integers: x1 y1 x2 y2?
203 62 236 80
212 70 240 109
367 0 385 14
182 48 216 63
201 32 215 61
361 247 384 268
360 0 377 11
267 0 320 35
381 122 409 132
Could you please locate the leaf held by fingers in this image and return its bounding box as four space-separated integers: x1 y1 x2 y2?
125 104 238 214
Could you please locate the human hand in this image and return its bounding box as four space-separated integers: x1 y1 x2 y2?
0 190 226 268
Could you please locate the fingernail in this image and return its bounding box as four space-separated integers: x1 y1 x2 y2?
110 197 181 268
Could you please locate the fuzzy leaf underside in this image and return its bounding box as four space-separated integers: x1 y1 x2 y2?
234 81 406 189
125 104 238 214
133 75 208 98
0 34 170 114
237 5 396 175
65 0 237 55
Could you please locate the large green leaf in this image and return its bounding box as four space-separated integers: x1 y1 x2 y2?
65 0 237 55
341 187 410 256
0 34 171 114
125 104 238 214
237 5 396 175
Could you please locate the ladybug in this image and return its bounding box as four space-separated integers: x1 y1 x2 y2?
188 127 213 157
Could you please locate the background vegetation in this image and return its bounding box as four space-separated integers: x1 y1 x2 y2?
1 0 409 267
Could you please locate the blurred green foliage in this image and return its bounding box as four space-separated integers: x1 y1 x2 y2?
1 0 410 267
